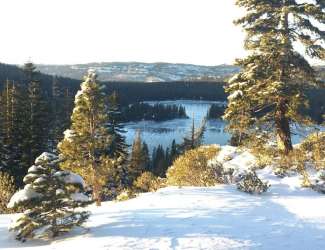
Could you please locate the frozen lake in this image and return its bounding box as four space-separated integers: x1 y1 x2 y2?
124 100 229 151
123 100 322 151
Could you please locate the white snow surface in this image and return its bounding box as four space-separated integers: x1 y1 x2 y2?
35 152 58 165
54 171 85 188
7 184 42 209
2 146 325 249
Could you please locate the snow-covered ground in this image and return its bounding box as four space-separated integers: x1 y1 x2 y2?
1 147 325 250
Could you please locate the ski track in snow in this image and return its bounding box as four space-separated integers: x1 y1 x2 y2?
1 148 325 250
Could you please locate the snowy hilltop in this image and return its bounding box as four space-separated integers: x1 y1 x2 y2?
36 62 240 82
1 146 325 250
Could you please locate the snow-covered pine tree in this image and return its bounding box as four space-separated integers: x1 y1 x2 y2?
58 69 114 206
224 0 324 154
8 152 90 241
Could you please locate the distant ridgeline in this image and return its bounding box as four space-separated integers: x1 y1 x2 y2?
0 63 226 104
0 63 325 123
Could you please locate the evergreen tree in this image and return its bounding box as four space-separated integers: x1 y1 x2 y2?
105 92 130 195
0 80 16 174
107 91 128 159
128 131 147 183
180 117 207 152
0 80 29 185
142 142 150 171
8 152 90 241
49 75 64 152
181 117 196 151
27 64 49 161
152 145 167 177
169 139 179 163
224 0 324 154
58 70 114 206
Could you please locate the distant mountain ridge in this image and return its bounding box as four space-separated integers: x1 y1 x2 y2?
36 62 240 82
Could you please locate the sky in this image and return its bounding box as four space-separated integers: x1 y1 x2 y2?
0 0 248 66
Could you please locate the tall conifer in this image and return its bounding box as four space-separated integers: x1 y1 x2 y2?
224 0 324 154
58 70 113 206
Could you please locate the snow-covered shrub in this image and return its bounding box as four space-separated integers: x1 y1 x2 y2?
8 152 91 241
312 170 325 194
134 172 163 193
236 171 270 194
0 171 16 214
166 146 219 187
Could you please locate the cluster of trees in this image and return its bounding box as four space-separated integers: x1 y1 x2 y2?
0 63 73 186
128 117 208 179
120 102 188 122
0 62 211 210
207 104 226 119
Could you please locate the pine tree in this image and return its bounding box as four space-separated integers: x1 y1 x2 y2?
49 75 63 152
142 142 150 171
181 117 196 151
180 117 207 152
128 131 147 184
58 69 114 206
107 91 128 159
27 64 49 161
224 0 324 154
8 152 90 241
170 139 179 163
152 145 167 177
0 80 29 185
105 92 130 196
0 80 16 174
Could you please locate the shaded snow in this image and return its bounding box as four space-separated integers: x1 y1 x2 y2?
70 193 90 202
2 146 325 249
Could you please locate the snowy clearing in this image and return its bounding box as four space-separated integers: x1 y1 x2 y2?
1 178 325 249
1 147 325 250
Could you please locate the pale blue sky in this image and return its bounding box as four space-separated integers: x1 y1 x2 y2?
0 0 322 66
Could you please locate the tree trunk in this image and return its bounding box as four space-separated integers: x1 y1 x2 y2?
92 169 102 206
275 100 293 155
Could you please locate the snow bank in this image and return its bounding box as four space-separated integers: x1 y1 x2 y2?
210 145 256 171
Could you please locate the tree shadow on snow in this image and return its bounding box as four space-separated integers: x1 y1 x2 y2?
85 187 325 249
